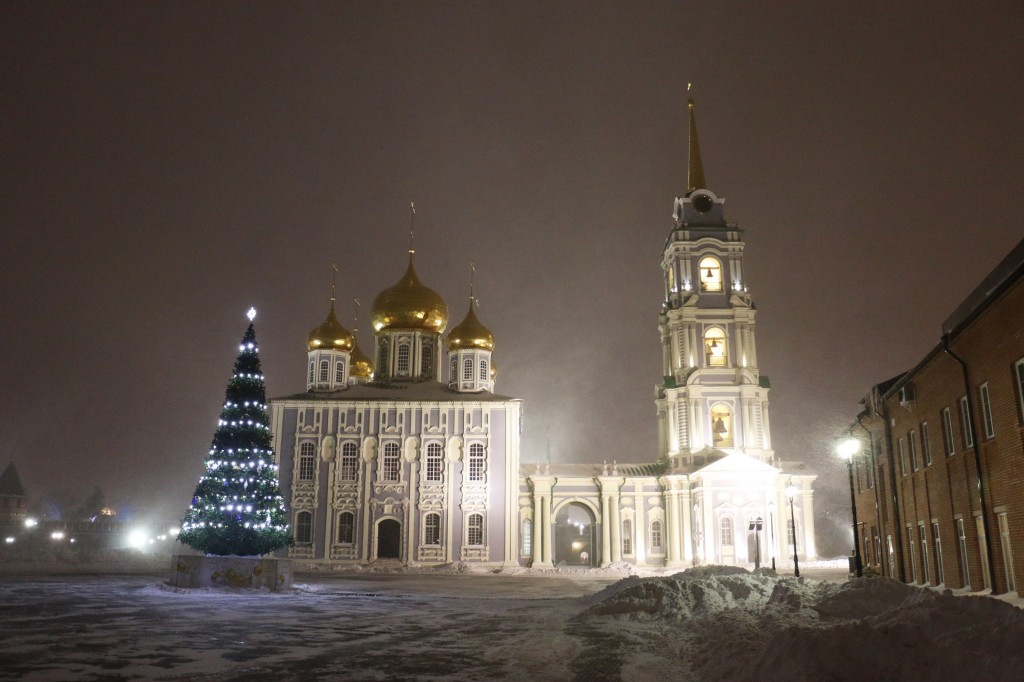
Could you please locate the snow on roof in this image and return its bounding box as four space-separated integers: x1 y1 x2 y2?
692 451 779 475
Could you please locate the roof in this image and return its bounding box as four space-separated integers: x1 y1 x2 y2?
0 461 26 497
273 380 518 404
692 451 779 475
943 237 1024 336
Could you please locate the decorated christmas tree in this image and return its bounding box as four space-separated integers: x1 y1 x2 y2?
178 309 292 556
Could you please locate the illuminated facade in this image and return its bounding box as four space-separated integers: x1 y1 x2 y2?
273 97 816 569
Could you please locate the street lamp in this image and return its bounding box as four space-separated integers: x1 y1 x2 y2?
838 437 864 578
748 517 763 570
786 483 800 578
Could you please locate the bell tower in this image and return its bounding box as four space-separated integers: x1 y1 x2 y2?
656 94 775 471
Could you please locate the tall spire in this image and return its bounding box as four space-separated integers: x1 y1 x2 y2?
409 201 416 257
686 83 707 196
330 263 338 304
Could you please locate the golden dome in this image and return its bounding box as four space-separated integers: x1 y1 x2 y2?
448 299 494 351
307 303 355 351
371 256 449 333
349 336 374 380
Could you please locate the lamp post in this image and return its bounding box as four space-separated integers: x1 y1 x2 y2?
748 517 763 570
767 500 776 571
838 437 864 578
786 483 800 577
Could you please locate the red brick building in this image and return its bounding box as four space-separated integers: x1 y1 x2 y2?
849 238 1024 594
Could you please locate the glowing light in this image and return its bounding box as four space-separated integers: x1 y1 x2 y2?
50 531 65 540
4 537 14 544
247 307 257 321
837 438 860 460
24 518 37 528
128 530 148 548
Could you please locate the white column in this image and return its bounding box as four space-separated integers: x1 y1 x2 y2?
532 490 543 566
601 494 612 567
407 460 418 565
681 485 693 563
611 496 622 563
542 495 553 565
801 489 817 559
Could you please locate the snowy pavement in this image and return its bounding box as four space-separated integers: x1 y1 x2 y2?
1 565 1023 681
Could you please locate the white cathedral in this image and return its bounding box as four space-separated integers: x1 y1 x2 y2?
270 97 817 569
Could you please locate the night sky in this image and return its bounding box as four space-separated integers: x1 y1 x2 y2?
2 2 1021 550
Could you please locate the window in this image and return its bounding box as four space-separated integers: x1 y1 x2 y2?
699 256 723 292
977 516 992 590
787 519 796 552
704 327 727 367
396 343 411 375
295 511 312 544
909 431 919 472
522 519 532 556
319 360 329 383
979 383 995 439
467 513 484 545
299 442 316 481
919 524 930 585
463 358 473 381
421 342 432 377
959 396 973 448
424 513 441 545
720 516 734 547
622 519 633 555
340 442 359 481
425 442 444 482
907 525 917 583
383 442 400 482
479 358 489 382
468 443 485 481
338 512 354 544
933 522 945 586
957 518 971 589
1015 359 1024 425
921 422 933 466
335 360 345 383
942 407 955 455
450 357 458 385
650 520 663 551
308 361 314 384
898 437 907 476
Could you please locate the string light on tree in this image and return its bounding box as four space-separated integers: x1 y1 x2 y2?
177 308 292 556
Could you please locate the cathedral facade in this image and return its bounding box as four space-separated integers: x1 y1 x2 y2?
272 98 816 568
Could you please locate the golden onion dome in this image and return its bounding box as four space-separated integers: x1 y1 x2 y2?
307 303 355 352
349 336 374 380
371 256 449 333
448 299 495 351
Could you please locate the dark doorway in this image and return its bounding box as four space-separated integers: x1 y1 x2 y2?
554 503 597 567
377 519 401 559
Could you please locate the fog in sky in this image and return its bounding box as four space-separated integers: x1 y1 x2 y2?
2 2 1021 552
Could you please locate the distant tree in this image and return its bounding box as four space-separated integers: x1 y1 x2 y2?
78 486 106 520
177 313 292 556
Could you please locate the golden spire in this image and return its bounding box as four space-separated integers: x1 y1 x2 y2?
686 83 707 196
308 265 354 351
448 262 494 351
349 297 374 380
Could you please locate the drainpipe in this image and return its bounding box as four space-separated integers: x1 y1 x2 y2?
872 390 906 582
942 335 997 593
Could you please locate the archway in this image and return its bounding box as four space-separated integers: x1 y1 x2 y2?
377 519 401 559
554 502 597 567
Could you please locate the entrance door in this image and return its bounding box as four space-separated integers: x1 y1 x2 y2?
554 503 596 566
377 519 401 559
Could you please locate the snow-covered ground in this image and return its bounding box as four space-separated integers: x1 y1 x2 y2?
1 558 1023 681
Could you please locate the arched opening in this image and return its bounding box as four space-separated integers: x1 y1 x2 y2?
704 327 728 367
554 502 597 567
377 519 401 559
699 256 723 292
710 404 734 448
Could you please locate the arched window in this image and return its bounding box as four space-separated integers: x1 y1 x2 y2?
383 442 400 482
699 256 722 292
479 359 489 382
450 357 458 385
710 404 734 448
463 358 474 381
340 442 359 481
704 327 728 367
622 518 633 555
522 518 532 556
424 512 441 545
335 360 345 383
396 342 411 375
421 342 433 377
298 442 316 481
467 513 484 546
787 519 797 551
425 442 444 482
650 520 663 551
337 511 354 544
468 443 485 481
720 516 734 547
308 361 314 384
295 511 312 544
319 360 329 382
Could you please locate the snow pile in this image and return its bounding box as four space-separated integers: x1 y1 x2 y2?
583 567 1024 681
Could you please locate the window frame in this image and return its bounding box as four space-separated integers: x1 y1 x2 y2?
898 437 907 476
941 407 955 456
698 256 723 293
650 520 664 552
298 442 317 481
396 342 411 376
337 511 355 544
622 518 633 555
1015 358 1024 425
959 395 974 448
909 430 919 472
921 421 933 466
425 442 444 482
319 360 329 383
424 512 441 546
295 510 313 544
468 442 485 482
467 513 484 546
979 383 995 439
382 442 401 482
463 357 474 381
340 441 359 481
